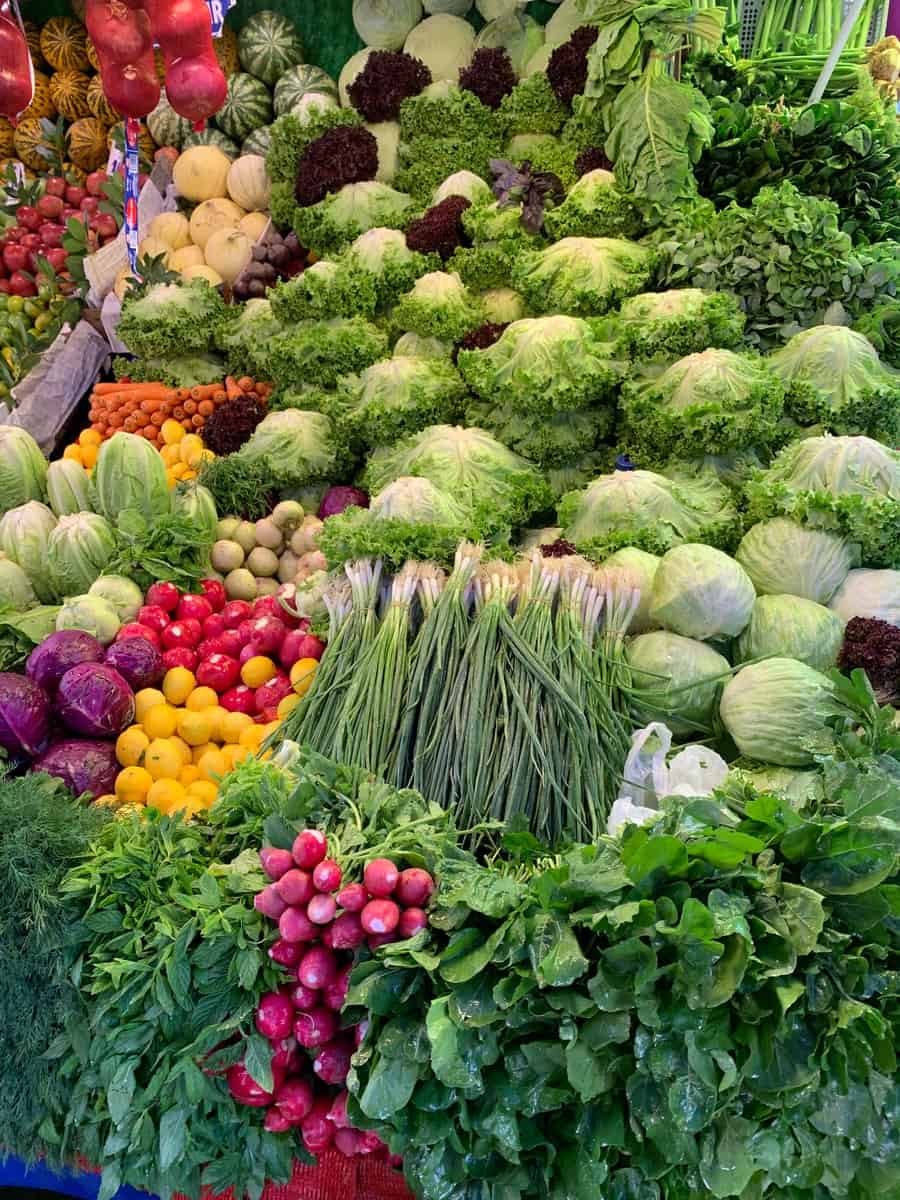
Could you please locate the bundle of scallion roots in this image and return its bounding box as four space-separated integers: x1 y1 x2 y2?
273 545 641 849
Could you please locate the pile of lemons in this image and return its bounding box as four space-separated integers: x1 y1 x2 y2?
158 420 215 489
99 665 279 815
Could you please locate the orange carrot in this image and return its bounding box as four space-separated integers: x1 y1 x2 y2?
93 381 150 395
198 399 214 417
190 384 220 401
191 414 205 428
237 376 254 392
225 375 242 401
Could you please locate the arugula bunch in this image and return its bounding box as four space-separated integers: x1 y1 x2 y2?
345 752 899 1200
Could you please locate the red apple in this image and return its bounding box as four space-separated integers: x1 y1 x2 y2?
16 205 41 231
36 193 64 221
2 244 28 274
94 213 118 239
79 196 100 215
45 176 67 198
9 271 36 297
0 280 9 294
65 185 87 207
38 223 64 248
85 170 107 196
43 247 68 272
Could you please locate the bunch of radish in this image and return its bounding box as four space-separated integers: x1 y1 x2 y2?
86 0 226 127
232 828 434 1157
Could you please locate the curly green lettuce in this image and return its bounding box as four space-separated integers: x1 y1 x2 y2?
612 288 746 360
458 314 622 413
465 397 614 467
618 348 786 465
399 82 506 143
853 299 900 368
395 135 500 203
112 352 225 389
392 270 484 341
117 279 228 359
266 107 363 187
232 408 343 489
542 169 644 241
744 434 900 568
214 299 286 378
321 357 468 448
269 260 378 323
498 73 568 136
505 132 581 187
292 181 418 257
512 236 656 317
558 465 742 560
363 423 553 530
341 227 439 308
260 317 389 389
768 324 900 443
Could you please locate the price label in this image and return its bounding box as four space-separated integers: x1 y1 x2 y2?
123 117 141 274
206 0 237 37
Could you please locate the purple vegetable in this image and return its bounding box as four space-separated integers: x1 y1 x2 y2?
56 663 135 737
33 738 118 798
317 486 369 519
26 630 106 695
104 637 163 690
0 672 51 757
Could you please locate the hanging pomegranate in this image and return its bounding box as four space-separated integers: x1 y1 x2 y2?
148 0 213 61
99 50 160 117
164 50 226 130
85 0 152 66
0 5 34 123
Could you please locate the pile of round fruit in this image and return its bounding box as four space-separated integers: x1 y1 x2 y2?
231 830 434 1155
109 578 324 811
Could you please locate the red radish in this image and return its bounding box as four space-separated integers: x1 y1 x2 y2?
216 629 243 658
221 599 252 629
146 581 179 612
220 684 257 714
312 859 342 892
330 911 365 950
161 647 197 671
364 859 399 898
323 965 351 1012
301 1097 335 1153
118 623 161 647
278 628 310 669
354 1020 369 1047
264 1108 292 1133
396 868 435 907
254 674 293 713
238 641 261 665
270 1036 301 1077
253 595 287 620
260 847 294 881
177 593 213 623
293 634 325 662
328 1091 351 1129
237 619 257 645
357 1130 386 1155
269 939 303 967
255 991 294 1040
202 613 226 640
289 982 319 1010
165 51 227 129
361 899 400 935
254 884 287 919
336 882 368 912
249 616 287 655
293 829 327 869
274 1075 315 1124
162 618 202 649
307 894 336 925
200 578 226 611
398 907 429 939
137 604 170 634
258 705 281 724
297 945 337 990
226 1062 273 1107
196 653 240 692
276 868 313 906
278 906 317 944
367 932 398 950
312 1039 353 1085
320 925 335 950
293 1006 338 1048
335 1128 361 1157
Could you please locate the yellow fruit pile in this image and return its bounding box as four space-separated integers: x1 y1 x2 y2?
96 666 279 815
159 420 214 488
61 426 101 471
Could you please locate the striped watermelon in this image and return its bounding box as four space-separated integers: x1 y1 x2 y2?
242 125 273 157
237 11 303 86
273 64 338 116
147 90 191 149
182 127 239 158
215 72 273 142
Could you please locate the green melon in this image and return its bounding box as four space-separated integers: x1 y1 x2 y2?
147 89 191 150
242 125 273 157
182 127 239 158
215 72 273 142
273 63 338 116
238 11 303 86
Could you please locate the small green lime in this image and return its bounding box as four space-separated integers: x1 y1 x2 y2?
6 295 24 313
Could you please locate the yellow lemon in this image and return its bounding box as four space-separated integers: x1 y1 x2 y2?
79 428 102 447
179 764 201 787
163 666 196 705
220 710 253 743
160 443 181 466
187 779 218 808
134 687 166 723
80 443 98 469
142 702 178 739
290 658 318 698
260 720 280 739
197 748 228 781
146 778 188 815
63 444 84 464
277 693 300 719
116 725 149 767
180 433 203 466
240 655 276 688
238 723 265 752
221 742 253 771
144 738 184 780
115 765 152 804
204 705 225 742
161 418 184 445
186 686 218 711
192 741 218 763
170 735 193 765
177 708 213 746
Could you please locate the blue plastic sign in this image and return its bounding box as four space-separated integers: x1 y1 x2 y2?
206 0 237 37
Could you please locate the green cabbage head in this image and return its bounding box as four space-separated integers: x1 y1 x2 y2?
626 630 730 736
0 425 47 513
93 432 170 524
48 512 116 598
650 544 756 640
735 518 858 604
0 500 57 602
736 594 845 671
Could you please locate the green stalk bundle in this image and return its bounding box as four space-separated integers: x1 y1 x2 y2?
334 563 420 773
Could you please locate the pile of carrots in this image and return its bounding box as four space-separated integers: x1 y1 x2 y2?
84 375 274 445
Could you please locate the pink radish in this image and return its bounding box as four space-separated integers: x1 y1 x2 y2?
301 1097 335 1153
323 964 351 1013
395 868 435 907
271 1036 301 1077
254 885 287 919
336 882 368 912
255 991 294 1040
328 1091 351 1129
289 982 319 1010
226 1063 273 1107
364 858 399 897
297 945 337 990
294 1006 338 1048
264 1108 292 1133
293 829 328 869
398 907 429 939
361 899 400 935
313 1039 353 1085
312 859 342 892
330 911 365 950
274 1076 315 1124
259 847 294 881
276 868 314 906
278 906 318 944
306 894 337 925
269 939 303 967
357 1130 385 1154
